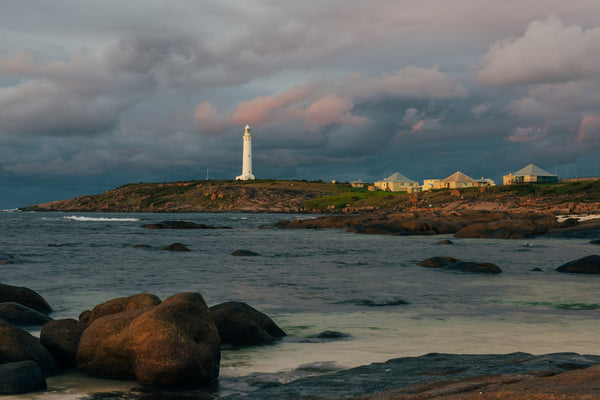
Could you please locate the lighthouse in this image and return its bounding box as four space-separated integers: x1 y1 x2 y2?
236 125 255 180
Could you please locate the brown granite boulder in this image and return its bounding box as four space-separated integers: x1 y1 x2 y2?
79 293 161 324
418 256 461 268
0 283 52 314
0 361 46 395
556 255 600 274
0 302 53 327
0 319 58 376
209 301 286 346
40 318 87 369
76 292 221 386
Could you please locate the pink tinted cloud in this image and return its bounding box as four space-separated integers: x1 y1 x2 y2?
302 94 367 131
194 101 230 135
507 125 546 142
577 114 600 142
231 82 318 125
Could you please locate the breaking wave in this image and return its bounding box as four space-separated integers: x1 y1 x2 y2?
63 216 139 222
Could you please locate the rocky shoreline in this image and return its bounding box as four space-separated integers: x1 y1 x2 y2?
276 210 600 239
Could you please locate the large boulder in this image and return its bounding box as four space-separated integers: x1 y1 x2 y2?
77 292 221 387
209 301 286 346
40 319 87 369
79 293 161 324
0 361 46 395
0 302 53 327
443 261 502 274
0 319 58 376
418 256 461 268
0 283 52 314
556 255 600 274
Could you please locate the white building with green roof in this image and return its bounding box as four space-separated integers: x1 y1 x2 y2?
503 164 558 185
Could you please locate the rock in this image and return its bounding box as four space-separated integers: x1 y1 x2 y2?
443 261 502 273
143 221 232 229
209 301 286 346
40 319 87 369
312 331 350 340
162 242 190 251
133 244 152 248
79 293 162 324
436 239 454 245
454 218 554 239
0 283 52 314
0 319 58 376
556 255 600 274
0 302 53 327
77 292 221 386
0 361 46 395
531 267 543 272
590 239 600 245
231 249 260 256
417 256 461 268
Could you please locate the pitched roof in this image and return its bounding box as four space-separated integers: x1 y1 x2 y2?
443 171 476 183
513 163 556 177
383 172 416 183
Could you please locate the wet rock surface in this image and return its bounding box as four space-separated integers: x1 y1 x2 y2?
209 301 286 346
556 255 600 274
0 302 53 326
0 319 58 376
0 361 46 395
0 283 53 314
40 318 87 369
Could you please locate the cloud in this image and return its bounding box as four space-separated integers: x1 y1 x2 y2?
399 107 444 133
477 16 600 86
577 114 600 143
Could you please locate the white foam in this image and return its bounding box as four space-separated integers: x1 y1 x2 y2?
63 215 139 222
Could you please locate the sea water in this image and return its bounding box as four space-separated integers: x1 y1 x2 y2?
1 211 599 399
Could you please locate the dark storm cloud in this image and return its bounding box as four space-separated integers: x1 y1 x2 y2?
1 1 600 208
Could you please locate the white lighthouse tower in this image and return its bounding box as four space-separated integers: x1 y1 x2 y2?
236 125 255 180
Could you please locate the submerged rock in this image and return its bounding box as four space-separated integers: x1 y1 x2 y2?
77 292 220 387
209 301 286 346
590 239 600 245
0 302 53 327
0 319 58 376
162 243 190 251
40 319 87 369
418 256 461 268
436 239 454 245
143 221 232 229
0 283 52 314
556 255 600 274
443 261 502 273
0 361 46 395
231 249 260 256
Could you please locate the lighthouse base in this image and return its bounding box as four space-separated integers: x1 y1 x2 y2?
236 174 255 181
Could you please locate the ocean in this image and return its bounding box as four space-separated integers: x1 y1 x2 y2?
1 210 599 399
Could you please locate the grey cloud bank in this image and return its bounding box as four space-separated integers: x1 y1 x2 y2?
1 1 600 208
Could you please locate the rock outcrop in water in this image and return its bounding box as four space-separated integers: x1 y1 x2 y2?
0 283 53 314
0 302 53 327
556 255 600 274
209 301 286 346
418 257 502 273
76 292 221 386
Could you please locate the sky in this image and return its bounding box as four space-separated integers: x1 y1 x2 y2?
1 1 600 209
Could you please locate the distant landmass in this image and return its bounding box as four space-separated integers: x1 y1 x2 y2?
19 179 600 215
